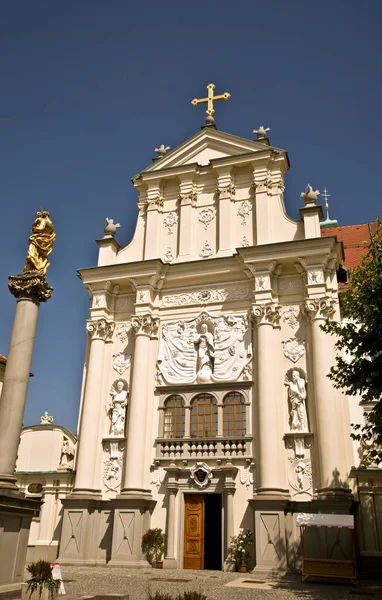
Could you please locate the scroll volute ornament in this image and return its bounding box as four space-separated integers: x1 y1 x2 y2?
131 314 159 337
303 298 335 320
251 303 281 326
86 318 115 341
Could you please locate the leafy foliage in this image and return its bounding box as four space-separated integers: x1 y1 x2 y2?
229 528 254 568
26 561 60 598
321 220 382 462
142 528 166 564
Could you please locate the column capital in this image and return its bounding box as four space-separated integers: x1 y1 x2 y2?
86 318 114 341
303 297 336 321
131 314 159 337
251 303 281 327
8 271 53 304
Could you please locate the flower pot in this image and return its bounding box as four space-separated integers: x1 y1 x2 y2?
21 583 58 600
155 560 163 569
238 564 248 573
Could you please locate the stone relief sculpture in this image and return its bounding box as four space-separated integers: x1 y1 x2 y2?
284 368 309 432
282 338 305 363
288 457 312 496
59 437 75 469
107 379 129 436
112 352 132 375
103 440 124 492
157 312 252 385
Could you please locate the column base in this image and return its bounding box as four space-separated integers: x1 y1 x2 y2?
254 487 291 500
0 473 20 493
163 557 177 569
109 495 156 566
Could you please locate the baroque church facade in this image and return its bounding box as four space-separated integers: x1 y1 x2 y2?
57 117 355 570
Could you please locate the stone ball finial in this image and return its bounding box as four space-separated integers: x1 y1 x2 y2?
300 184 320 204
154 144 170 157
104 218 121 237
205 115 215 125
253 125 270 140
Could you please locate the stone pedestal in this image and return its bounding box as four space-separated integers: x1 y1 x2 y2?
249 497 289 573
108 497 155 567
57 497 113 565
0 493 41 593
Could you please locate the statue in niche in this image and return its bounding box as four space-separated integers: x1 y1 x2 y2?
284 368 309 432
194 323 215 383
59 436 75 469
107 379 128 436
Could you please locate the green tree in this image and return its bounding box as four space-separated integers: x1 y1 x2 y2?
321 221 382 463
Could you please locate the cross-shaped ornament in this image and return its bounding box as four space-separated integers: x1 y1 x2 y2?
191 83 231 117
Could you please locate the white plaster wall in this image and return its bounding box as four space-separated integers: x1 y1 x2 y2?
16 428 64 472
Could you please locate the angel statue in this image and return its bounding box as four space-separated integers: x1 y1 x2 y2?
107 380 128 436
284 368 309 432
24 210 56 275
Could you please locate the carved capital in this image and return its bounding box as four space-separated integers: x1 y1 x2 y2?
8 271 53 303
251 303 281 326
131 314 159 337
178 191 197 206
86 318 115 341
303 298 335 321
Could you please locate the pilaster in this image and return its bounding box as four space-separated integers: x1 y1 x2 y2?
303 298 352 497
178 177 197 259
72 318 114 496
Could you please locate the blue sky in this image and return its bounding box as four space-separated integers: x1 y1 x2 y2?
1 0 381 433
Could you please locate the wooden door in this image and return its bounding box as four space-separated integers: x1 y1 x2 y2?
184 494 205 569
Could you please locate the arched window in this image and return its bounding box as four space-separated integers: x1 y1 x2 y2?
163 395 185 439
223 392 246 437
190 394 217 438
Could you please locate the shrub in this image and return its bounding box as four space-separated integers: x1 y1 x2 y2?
142 528 166 565
26 561 60 598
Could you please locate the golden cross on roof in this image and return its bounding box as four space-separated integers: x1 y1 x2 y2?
191 83 231 117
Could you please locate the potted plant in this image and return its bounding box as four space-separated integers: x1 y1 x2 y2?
142 528 166 568
22 560 61 600
229 529 254 572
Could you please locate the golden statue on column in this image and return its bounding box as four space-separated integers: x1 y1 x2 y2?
8 210 56 302
24 210 56 275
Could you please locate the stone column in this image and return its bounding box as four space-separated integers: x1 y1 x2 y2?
304 298 350 495
0 272 53 489
251 303 289 496
73 318 114 495
225 491 234 558
121 314 159 495
164 488 178 568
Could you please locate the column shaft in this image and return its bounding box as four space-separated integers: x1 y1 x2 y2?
73 319 114 494
0 299 39 479
165 492 176 559
225 491 234 558
253 304 288 496
122 330 151 493
310 317 348 490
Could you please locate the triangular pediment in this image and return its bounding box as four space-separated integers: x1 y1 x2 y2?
140 128 283 174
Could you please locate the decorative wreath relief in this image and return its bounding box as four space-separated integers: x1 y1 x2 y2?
163 247 174 263
198 207 216 230
282 338 305 363
199 241 213 258
237 201 252 225
163 212 178 235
